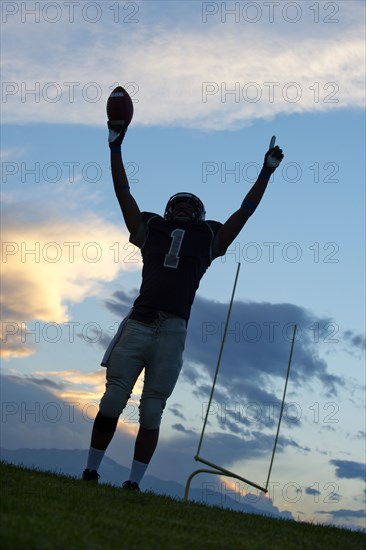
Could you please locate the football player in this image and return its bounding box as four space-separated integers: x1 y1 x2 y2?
82 122 283 490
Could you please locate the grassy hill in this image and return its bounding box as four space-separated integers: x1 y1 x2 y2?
1 462 364 549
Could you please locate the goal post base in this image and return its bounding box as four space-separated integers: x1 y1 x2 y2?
184 455 268 503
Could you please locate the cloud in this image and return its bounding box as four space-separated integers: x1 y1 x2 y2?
186 296 344 400
170 405 186 421
330 460 365 481
3 370 105 405
0 370 140 448
195 430 310 469
354 431 366 441
316 509 365 519
172 423 196 437
342 330 366 359
1 202 141 358
1 4 364 129
0 147 28 161
0 374 95 450
103 291 344 402
104 289 139 318
305 486 321 497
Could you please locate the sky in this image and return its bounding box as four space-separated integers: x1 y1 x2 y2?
1 0 365 531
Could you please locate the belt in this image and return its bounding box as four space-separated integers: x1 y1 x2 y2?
129 309 183 324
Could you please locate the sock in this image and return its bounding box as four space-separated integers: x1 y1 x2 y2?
129 459 148 484
86 447 105 471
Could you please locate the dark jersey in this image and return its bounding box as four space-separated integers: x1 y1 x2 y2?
129 212 224 321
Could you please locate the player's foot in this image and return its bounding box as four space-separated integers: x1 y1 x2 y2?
122 480 140 491
82 468 100 482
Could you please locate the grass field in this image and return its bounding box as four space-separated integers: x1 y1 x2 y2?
0 462 364 549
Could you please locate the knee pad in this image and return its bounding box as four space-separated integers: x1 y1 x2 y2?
139 397 166 430
94 411 119 434
99 385 129 418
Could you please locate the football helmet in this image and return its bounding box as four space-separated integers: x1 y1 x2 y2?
164 192 206 223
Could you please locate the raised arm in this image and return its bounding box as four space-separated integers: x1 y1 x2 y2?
108 123 143 236
217 138 284 253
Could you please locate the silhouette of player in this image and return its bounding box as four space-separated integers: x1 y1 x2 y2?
82 124 283 489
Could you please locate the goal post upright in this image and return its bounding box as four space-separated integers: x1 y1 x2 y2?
195 262 241 459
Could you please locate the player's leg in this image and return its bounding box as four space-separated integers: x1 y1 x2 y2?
122 426 160 489
83 320 149 480
124 318 187 488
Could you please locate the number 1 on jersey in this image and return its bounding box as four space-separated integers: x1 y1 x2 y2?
164 229 185 268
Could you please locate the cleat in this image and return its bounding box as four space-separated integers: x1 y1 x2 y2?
82 468 100 482
122 480 140 491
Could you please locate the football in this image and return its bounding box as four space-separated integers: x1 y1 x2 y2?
106 86 134 127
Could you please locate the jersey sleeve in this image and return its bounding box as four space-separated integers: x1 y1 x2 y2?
206 220 226 260
129 212 158 249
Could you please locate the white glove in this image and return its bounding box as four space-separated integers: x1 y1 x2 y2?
263 136 284 173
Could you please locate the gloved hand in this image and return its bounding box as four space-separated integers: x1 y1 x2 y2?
108 121 126 149
263 136 284 173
